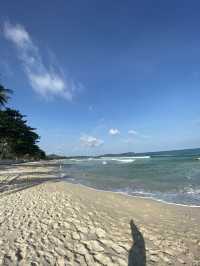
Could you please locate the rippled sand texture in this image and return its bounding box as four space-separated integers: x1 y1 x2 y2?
0 162 199 265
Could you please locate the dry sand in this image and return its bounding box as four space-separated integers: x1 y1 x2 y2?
0 162 199 266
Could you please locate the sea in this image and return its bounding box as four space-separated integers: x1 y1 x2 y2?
59 148 200 207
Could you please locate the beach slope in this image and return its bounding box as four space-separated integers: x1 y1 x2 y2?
0 162 199 265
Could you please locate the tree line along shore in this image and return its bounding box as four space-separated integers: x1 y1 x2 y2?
0 83 45 161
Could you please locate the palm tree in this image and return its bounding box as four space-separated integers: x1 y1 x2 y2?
0 84 12 108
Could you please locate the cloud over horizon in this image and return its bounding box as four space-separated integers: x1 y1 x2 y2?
109 128 120 136
128 129 138 135
2 21 78 100
80 135 104 148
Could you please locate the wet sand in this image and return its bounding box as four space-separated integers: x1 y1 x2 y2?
0 162 199 265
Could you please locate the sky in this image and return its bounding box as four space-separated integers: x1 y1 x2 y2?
1 0 200 155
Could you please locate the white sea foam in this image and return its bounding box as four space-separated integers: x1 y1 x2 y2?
100 156 150 160
184 187 200 195
110 158 135 163
69 155 150 163
129 156 150 159
64 181 200 208
64 153 200 207
69 159 83 162
69 158 93 162
99 156 150 163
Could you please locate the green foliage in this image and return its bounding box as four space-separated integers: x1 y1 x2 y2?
0 83 45 160
0 108 46 160
0 84 12 108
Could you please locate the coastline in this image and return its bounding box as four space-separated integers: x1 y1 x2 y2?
61 155 200 208
67 181 200 208
28 159 200 208
0 162 200 265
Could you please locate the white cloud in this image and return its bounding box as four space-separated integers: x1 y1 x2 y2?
3 22 30 48
128 129 138 135
3 21 78 100
80 135 104 148
109 128 120 136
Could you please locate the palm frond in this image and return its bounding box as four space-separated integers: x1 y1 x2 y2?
0 85 13 107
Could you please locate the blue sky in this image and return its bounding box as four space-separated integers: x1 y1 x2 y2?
1 0 200 155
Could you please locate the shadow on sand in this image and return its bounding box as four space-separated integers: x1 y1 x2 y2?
0 162 75 198
0 175 61 197
128 219 146 266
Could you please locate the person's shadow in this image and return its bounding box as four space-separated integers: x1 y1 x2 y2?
128 220 146 266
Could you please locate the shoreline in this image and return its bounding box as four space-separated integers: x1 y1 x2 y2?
15 159 200 208
65 180 200 208
0 162 200 265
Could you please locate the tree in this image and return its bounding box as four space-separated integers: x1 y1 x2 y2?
0 82 45 160
0 84 12 108
0 108 45 160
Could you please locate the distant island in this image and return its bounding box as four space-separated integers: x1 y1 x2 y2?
48 148 200 160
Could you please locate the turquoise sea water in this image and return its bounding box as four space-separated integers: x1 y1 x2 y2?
60 149 200 206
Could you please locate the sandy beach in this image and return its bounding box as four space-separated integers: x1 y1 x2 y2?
0 162 200 266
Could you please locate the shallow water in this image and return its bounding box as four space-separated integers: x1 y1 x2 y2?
60 149 200 206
